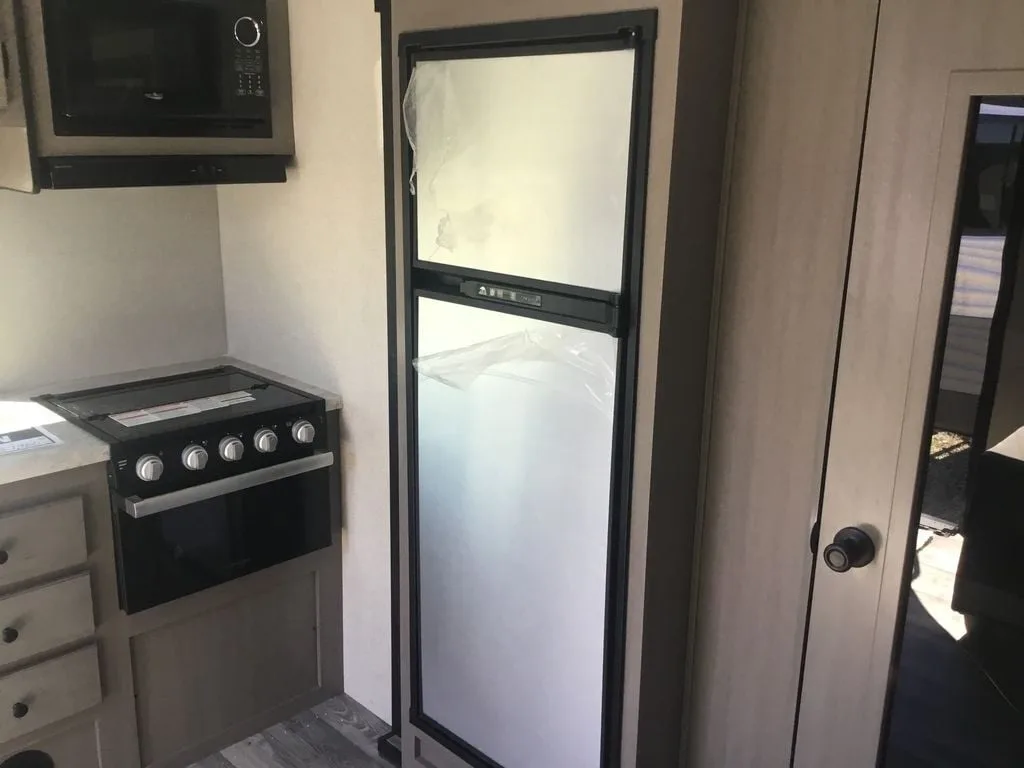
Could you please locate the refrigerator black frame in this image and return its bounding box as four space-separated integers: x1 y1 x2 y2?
374 0 403 762
398 10 657 768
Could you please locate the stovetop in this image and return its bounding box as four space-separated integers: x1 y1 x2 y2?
35 366 328 498
37 366 314 443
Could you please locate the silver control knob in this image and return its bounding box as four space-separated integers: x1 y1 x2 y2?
219 436 245 462
182 445 209 471
291 420 316 445
136 455 164 483
254 428 278 454
234 16 262 48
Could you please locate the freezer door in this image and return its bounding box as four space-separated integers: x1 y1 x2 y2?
0 0 38 193
414 297 618 768
406 49 636 292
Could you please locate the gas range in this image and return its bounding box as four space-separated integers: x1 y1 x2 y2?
38 366 329 502
36 366 336 614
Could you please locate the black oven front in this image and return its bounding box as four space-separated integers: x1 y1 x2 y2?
106 400 336 615
112 452 333 614
41 0 274 138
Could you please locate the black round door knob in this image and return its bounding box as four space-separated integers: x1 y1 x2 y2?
11 702 28 719
0 551 9 565
823 527 876 573
2 628 18 644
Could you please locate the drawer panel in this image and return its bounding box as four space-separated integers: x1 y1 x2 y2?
0 720 100 768
0 645 101 744
0 498 88 589
0 574 95 669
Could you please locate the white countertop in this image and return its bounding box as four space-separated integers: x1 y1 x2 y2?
0 357 342 489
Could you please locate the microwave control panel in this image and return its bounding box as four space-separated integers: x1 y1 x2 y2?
233 16 268 98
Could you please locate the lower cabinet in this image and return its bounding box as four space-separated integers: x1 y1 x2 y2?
0 456 342 768
131 572 322 766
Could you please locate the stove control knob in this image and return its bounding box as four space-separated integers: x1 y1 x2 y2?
136 455 164 483
182 445 209 471
219 436 245 462
254 428 278 454
292 420 316 445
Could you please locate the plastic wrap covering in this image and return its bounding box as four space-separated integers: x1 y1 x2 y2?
401 51 637 291
413 327 616 419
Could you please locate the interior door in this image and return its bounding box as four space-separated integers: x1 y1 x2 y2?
796 2 1024 765
0 0 38 193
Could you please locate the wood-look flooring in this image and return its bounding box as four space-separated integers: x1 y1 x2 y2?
190 695 392 768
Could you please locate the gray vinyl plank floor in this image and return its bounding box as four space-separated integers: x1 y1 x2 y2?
190 695 391 768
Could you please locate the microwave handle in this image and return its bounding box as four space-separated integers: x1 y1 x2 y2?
119 451 335 519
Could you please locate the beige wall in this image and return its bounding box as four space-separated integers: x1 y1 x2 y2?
0 187 226 392
217 0 391 720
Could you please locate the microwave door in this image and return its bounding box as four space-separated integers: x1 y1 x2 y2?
53 4 221 119
41 0 272 138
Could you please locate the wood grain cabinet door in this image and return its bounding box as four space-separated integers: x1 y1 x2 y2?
130 573 320 766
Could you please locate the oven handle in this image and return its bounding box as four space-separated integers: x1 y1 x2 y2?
121 451 335 519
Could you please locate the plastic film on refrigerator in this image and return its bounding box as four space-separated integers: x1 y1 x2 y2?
402 51 637 292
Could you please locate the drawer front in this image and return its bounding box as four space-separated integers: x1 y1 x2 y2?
0 574 95 669
0 645 101 744
0 720 101 768
0 498 88 589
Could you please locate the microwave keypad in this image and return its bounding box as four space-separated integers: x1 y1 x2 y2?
236 73 266 98
234 50 267 98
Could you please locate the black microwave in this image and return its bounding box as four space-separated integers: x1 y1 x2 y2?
43 0 277 138
18 0 295 188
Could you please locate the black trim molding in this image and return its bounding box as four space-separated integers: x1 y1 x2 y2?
376 0 404 762
38 154 288 190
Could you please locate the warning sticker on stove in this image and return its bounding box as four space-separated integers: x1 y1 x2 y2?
110 391 256 428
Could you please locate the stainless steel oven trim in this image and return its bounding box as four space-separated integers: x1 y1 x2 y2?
122 451 334 519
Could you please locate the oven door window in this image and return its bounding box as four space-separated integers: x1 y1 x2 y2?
42 0 272 137
113 468 332 614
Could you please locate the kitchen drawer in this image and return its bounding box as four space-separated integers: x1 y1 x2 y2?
0 645 101 744
0 574 94 669
0 498 88 590
0 720 100 768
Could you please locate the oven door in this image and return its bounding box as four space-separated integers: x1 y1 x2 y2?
111 452 334 614
40 0 272 138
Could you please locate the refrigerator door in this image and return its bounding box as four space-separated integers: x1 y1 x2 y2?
406 49 636 292
415 297 618 768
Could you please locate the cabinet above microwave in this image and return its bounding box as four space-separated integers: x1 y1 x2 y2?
0 0 294 193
